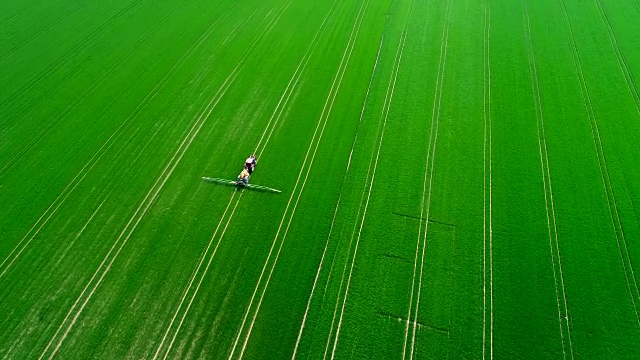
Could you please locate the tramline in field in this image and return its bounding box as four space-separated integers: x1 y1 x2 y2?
5 0 640 357
202 155 281 193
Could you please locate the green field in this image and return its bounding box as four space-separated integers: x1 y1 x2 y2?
1 0 640 358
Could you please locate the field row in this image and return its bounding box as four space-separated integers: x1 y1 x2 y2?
1 0 640 358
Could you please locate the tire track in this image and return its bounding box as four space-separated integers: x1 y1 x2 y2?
322 1 416 355
254 0 340 158
558 0 640 326
592 0 640 115
154 3 336 359
152 190 244 360
404 2 452 358
591 0 640 233
0 190 113 357
150 186 235 359
291 33 384 360
151 1 334 356
0 0 89 60
227 2 369 359
329 29 405 360
482 0 494 358
0 1 238 280
0 0 148 111
523 3 574 358
0 0 47 25
36 6 284 359
0 0 201 178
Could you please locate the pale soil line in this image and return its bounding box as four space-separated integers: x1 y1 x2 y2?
53 194 111 268
0 3 236 280
397 1 422 358
292 194 342 359
156 1 343 357
150 4 301 359
38 7 283 359
593 0 640 115
236 2 370 358
0 3 91 61
0 0 201 176
256 1 340 158
322 139 375 360
151 191 238 360
409 2 452 358
591 0 640 302
226 2 369 358
2 194 109 358
557 0 640 325
292 33 384 360
331 30 406 360
525 6 566 358
523 3 573 358
482 0 493 358
161 192 244 360
488 2 494 356
0 0 145 111
482 0 488 357
224 7 261 46
45 70 239 358
325 22 403 360
591 0 640 242
321 118 388 341
402 1 443 353
154 7 298 359
152 5 291 353
156 1 339 357
154 0 320 353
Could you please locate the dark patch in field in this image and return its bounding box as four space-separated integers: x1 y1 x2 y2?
391 212 456 228
380 252 411 264
376 311 450 334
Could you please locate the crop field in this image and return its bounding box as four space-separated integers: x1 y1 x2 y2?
2 0 640 358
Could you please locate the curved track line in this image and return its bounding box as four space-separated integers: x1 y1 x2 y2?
0 2 87 60
153 11 311 354
322 8 414 357
324 28 408 360
53 193 112 269
322 135 376 360
592 0 640 300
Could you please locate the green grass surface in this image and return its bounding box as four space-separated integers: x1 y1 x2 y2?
1 0 640 358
